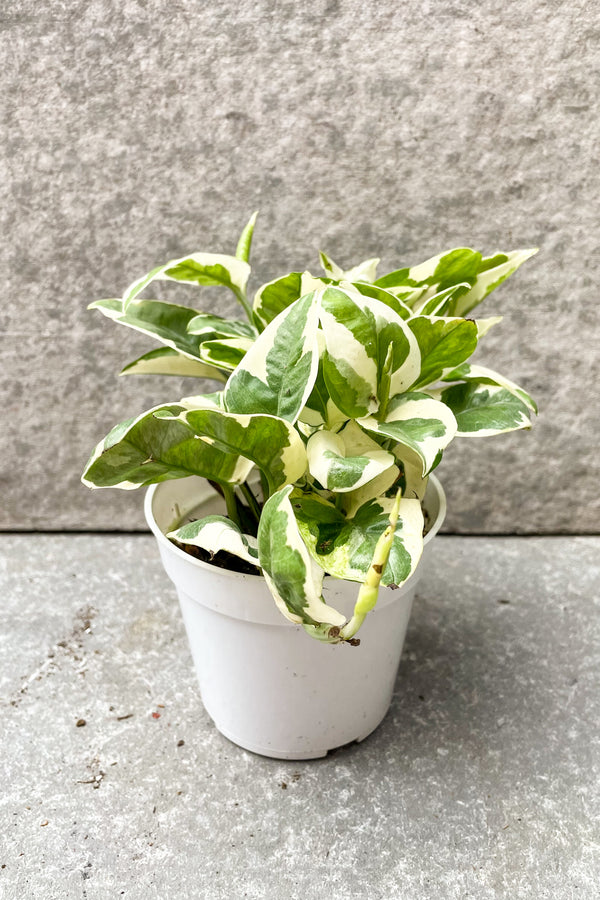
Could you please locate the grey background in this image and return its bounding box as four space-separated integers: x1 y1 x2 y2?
1 0 598 532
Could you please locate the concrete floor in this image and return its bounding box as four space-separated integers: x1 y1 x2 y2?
1 535 598 899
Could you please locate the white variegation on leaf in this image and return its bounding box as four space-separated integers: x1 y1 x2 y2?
225 291 321 423
307 421 396 493
442 363 537 413
122 252 251 312
258 486 346 639
164 407 308 492
168 515 259 567
199 337 253 372
431 383 533 436
319 251 380 283
318 286 421 419
82 404 254 490
120 347 227 381
90 298 206 361
293 490 424 588
252 271 327 328
359 393 458 476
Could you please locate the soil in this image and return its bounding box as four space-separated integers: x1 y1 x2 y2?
171 538 262 576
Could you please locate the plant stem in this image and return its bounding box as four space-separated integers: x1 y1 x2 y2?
233 286 254 325
239 481 262 523
222 484 242 528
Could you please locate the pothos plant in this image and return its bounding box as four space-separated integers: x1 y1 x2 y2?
83 213 537 644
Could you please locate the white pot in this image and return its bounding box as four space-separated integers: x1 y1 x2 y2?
145 475 446 760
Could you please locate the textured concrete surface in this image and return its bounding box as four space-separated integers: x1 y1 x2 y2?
1 1 599 531
1 534 599 898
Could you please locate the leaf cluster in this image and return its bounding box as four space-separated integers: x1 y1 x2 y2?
83 214 537 643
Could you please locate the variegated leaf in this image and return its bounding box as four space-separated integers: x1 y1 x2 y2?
344 280 412 320
319 251 380 283
292 489 424 587
168 515 259 566
199 337 253 372
375 247 536 316
319 286 421 419
120 347 227 380
235 210 258 263
441 363 537 413
413 283 471 316
225 291 320 424
307 421 396 493
122 252 251 311
359 392 458 475
253 271 326 328
81 404 253 490
90 298 204 360
407 316 479 389
186 313 256 338
169 407 307 492
434 383 533 436
258 485 346 635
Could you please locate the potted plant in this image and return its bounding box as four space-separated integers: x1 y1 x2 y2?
82 213 537 759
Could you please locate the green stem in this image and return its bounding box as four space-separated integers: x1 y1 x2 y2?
232 286 254 325
222 484 242 528
259 470 270 502
239 481 262 523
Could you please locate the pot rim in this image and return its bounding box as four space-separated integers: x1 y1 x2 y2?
144 474 447 583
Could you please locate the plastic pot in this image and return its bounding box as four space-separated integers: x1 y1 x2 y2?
145 475 446 760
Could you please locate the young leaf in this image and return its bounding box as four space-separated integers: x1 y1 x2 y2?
292 489 424 587
407 316 479 389
186 314 256 338
235 211 258 263
253 271 326 328
171 407 307 492
319 252 380 283
348 280 412 320
441 363 537 413
120 347 227 381
258 485 346 636
359 392 458 475
168 515 259 566
318 286 421 419
82 404 253 490
434 383 533 436
122 252 251 312
225 291 320 423
199 337 253 372
306 421 396 493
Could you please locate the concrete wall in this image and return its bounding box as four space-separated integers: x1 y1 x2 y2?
2 0 598 532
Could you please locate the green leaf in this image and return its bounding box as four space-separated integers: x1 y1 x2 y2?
348 281 412 319
436 383 533 436
81 404 253 490
359 392 457 475
186 313 256 338
120 347 227 381
225 291 320 423
407 316 479 389
122 252 251 311
252 271 326 328
90 298 205 360
319 252 380 283
235 211 258 263
168 515 259 566
199 337 253 372
375 247 537 316
172 407 307 492
306 421 396 492
292 489 424 588
319 286 421 419
258 485 346 636
441 363 537 413
415 283 472 316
